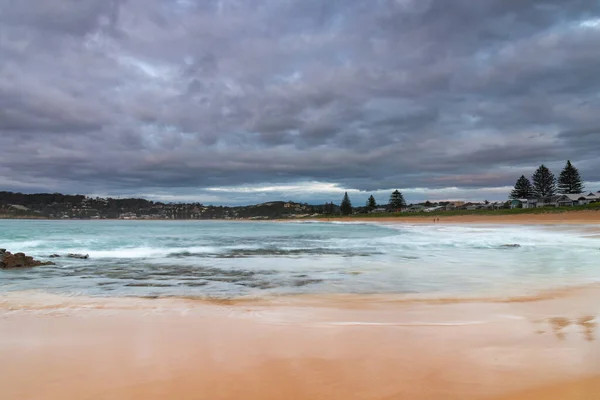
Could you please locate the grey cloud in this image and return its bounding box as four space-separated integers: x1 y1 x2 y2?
0 0 123 36
1 0 600 204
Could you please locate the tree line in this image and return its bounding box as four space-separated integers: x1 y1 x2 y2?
510 160 585 199
337 190 407 216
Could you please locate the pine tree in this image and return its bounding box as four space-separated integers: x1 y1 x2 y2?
389 190 406 210
510 175 534 199
558 160 584 194
340 192 353 215
366 195 377 210
532 165 557 198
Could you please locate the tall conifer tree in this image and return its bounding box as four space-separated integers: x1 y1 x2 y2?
366 195 377 210
340 192 353 215
510 175 534 199
558 160 584 194
389 190 406 210
532 165 557 197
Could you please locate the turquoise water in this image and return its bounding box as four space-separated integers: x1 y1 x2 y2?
0 220 599 298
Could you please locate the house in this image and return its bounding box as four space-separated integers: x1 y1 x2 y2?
9 205 29 211
494 201 506 209
510 199 524 209
520 199 535 208
519 192 599 208
482 201 504 210
585 192 600 203
403 205 425 213
424 206 445 212
561 192 599 205
445 201 465 211
521 197 557 208
370 207 388 213
464 202 484 211
557 194 585 206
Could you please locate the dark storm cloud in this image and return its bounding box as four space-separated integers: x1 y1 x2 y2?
1 0 600 203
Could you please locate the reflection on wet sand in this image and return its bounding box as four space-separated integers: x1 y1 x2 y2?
578 316 597 342
535 316 597 341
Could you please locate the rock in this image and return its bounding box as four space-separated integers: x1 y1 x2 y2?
48 254 61 258
0 248 6 253
67 253 89 259
0 250 55 269
501 244 521 248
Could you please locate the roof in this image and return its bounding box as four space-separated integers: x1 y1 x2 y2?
562 194 587 201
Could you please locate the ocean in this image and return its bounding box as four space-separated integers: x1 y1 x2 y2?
1 220 598 299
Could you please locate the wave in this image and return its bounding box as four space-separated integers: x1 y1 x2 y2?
45 245 381 260
168 248 378 258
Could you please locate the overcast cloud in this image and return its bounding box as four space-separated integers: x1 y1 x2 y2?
1 0 600 205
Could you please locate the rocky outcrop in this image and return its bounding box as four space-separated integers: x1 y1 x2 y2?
0 249 55 269
501 244 521 248
67 253 89 259
45 254 89 259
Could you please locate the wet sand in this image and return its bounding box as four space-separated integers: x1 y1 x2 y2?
327 210 600 225
497 376 600 400
1 287 599 400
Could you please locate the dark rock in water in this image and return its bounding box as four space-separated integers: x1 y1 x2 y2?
48 254 61 258
0 250 55 269
0 248 6 253
501 244 521 248
293 278 324 287
67 253 89 259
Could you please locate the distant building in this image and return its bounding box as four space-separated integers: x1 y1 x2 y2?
510 199 524 209
519 192 599 208
9 205 29 211
403 205 426 213
445 201 465 211
424 206 445 212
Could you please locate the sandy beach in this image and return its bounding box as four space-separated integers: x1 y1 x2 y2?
1 218 599 399
1 285 599 400
327 209 600 225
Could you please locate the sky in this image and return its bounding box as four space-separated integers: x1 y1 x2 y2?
1 0 600 206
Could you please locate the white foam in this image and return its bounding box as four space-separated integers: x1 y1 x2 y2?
77 246 222 259
2 220 600 298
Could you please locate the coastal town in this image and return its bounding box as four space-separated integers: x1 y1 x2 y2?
1 160 598 220
1 190 598 221
0 192 325 220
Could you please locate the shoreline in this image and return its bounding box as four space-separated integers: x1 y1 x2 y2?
315 210 600 225
3 209 600 225
3 281 600 311
1 286 599 400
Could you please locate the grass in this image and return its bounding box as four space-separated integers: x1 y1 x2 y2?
314 202 600 219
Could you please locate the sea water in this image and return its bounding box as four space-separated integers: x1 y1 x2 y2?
0 220 598 298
